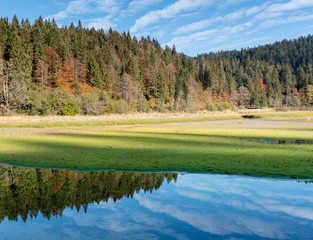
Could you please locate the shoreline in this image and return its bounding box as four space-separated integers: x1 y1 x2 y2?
0 110 312 127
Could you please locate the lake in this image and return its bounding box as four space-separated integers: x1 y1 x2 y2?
0 164 312 240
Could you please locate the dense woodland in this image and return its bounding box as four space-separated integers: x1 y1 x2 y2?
0 16 313 115
0 165 177 222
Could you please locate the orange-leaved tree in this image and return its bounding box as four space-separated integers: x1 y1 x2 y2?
70 58 90 94
45 46 62 88
57 61 75 94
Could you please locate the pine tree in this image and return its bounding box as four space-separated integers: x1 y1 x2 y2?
156 67 166 100
0 18 8 58
282 65 294 106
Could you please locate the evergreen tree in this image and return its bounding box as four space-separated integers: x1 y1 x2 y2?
282 65 294 106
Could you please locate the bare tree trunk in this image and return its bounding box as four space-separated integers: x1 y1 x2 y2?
3 62 9 111
41 69 44 93
0 61 9 113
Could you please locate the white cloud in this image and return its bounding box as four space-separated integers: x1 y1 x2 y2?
253 0 313 22
46 0 119 21
267 0 313 12
245 2 271 16
47 0 91 20
166 21 253 54
173 4 267 36
53 0 66 6
223 21 253 34
130 0 215 33
95 0 120 13
120 0 163 17
205 36 272 52
86 16 116 30
46 0 121 30
166 29 217 49
174 20 212 35
250 10 313 34
218 0 249 9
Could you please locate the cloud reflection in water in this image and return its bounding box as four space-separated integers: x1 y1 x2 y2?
1 171 313 240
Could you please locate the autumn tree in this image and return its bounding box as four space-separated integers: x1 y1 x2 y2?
57 61 75 93
33 59 48 91
45 46 62 88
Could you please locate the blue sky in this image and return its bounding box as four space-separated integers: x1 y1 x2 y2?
1 0 313 56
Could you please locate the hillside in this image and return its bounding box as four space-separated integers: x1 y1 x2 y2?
0 16 313 115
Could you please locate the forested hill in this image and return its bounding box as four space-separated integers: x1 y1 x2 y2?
200 35 313 68
0 16 313 116
196 35 313 108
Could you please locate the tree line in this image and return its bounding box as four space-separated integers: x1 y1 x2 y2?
0 16 313 115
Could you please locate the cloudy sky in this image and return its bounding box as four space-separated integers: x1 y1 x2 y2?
1 0 313 56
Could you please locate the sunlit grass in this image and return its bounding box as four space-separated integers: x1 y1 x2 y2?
1 118 313 178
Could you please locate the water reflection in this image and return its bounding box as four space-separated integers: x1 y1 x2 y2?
0 165 313 240
0 164 177 222
261 138 313 144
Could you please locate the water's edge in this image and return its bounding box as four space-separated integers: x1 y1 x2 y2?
1 162 312 182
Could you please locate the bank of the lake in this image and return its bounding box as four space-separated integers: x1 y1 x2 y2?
1 114 313 179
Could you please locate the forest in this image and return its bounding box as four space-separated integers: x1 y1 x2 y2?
0 16 313 115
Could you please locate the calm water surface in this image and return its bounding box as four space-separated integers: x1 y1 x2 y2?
0 164 312 240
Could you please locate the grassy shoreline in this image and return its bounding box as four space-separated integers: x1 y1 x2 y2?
1 162 310 181
1 111 313 128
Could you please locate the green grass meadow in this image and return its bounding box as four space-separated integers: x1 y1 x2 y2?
1 115 313 179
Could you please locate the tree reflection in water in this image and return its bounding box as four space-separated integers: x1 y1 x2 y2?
0 164 177 223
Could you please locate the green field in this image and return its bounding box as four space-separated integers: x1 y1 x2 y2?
1 115 313 179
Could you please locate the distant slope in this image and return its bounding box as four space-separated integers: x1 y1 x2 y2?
199 35 313 70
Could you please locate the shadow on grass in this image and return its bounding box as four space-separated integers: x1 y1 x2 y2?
44 131 313 144
44 131 257 145
1 131 313 178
